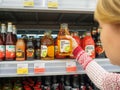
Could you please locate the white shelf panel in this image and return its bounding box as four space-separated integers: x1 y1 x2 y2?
0 0 97 13
0 59 120 77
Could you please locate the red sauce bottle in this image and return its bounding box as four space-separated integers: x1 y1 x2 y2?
6 22 16 60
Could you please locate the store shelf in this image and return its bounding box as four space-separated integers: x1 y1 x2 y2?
0 0 97 13
0 59 120 77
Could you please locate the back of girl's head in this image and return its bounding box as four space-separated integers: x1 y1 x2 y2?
94 0 120 24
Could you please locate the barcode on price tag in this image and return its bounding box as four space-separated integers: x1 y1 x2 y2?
17 64 28 74
34 63 45 74
24 0 34 7
66 61 77 72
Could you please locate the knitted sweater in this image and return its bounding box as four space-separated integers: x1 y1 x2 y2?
73 46 120 90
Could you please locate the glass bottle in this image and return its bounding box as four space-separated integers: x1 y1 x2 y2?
35 38 41 59
26 37 35 60
6 22 16 60
12 25 17 43
41 31 54 60
1 23 6 44
0 34 5 60
57 23 72 56
16 38 26 60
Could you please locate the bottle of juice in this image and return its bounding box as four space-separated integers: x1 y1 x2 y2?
1 23 6 44
41 31 54 60
0 34 5 60
6 22 16 60
12 25 17 43
57 23 72 56
16 38 26 61
26 37 35 60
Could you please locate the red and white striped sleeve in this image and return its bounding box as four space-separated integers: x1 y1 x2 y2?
73 46 120 90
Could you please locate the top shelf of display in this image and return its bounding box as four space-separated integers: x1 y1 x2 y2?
0 0 97 13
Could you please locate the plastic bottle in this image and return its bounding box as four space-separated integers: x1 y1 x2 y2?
83 31 95 59
57 23 72 56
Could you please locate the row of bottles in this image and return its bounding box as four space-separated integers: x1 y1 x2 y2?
0 22 106 61
0 75 100 90
0 22 17 61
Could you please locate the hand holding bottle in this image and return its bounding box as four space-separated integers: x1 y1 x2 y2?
66 35 79 51
66 35 93 70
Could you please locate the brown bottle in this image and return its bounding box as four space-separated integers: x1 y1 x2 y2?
1 23 6 44
41 32 54 60
0 34 5 60
26 37 35 60
35 38 41 59
6 22 16 60
12 25 17 43
16 38 26 61
57 23 72 56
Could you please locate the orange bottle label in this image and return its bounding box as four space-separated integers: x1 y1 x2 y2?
27 48 34 58
6 45 15 58
0 45 5 58
16 48 25 58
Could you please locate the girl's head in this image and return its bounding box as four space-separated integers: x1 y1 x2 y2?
94 0 120 65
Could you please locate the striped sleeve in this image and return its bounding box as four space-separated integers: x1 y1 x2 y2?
73 46 120 90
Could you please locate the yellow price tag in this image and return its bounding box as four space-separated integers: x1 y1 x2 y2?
17 64 28 74
24 0 34 7
48 1 58 8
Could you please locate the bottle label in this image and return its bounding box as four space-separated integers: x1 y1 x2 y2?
85 45 95 56
27 48 34 58
16 48 25 58
6 45 15 58
0 45 5 58
60 40 70 53
41 45 47 58
95 45 104 55
35 49 40 58
8 24 12 32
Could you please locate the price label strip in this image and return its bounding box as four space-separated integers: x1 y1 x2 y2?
34 63 45 74
17 64 28 74
48 0 58 8
66 61 77 72
24 0 34 7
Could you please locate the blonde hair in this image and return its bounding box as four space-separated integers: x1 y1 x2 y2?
94 0 120 24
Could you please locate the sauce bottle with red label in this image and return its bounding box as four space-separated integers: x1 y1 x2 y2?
0 34 5 61
0 23 6 60
6 22 16 60
83 31 95 59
